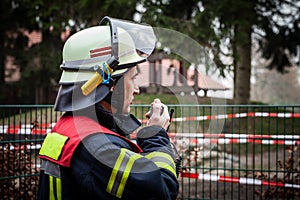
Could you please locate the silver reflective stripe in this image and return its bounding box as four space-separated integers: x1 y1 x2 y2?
41 159 61 178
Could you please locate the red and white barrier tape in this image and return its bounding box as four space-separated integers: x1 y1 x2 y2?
180 172 300 189
166 133 300 145
1 144 42 151
128 132 300 145
171 112 300 122
1 112 300 134
168 133 300 139
1 124 298 145
140 112 300 123
0 124 55 135
186 138 299 145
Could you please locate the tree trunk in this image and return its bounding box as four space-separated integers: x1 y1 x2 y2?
233 23 252 104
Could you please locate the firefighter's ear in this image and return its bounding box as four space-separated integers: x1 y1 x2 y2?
110 86 115 92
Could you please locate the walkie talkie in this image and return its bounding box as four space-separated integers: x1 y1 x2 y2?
167 108 174 131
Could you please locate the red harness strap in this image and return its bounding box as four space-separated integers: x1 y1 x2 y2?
39 115 142 167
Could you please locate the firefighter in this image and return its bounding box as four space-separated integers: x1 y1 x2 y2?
37 16 179 200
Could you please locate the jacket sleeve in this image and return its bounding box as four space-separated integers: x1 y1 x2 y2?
136 125 179 199
70 126 179 200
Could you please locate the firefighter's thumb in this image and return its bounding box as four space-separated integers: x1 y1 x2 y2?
147 101 170 130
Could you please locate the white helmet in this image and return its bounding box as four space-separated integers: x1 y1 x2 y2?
54 16 156 111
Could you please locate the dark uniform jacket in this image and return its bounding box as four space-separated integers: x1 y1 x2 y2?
37 105 179 200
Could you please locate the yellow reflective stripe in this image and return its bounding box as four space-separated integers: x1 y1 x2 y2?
106 148 127 194
154 161 177 177
49 175 62 200
49 176 55 200
56 178 62 200
145 152 176 177
117 153 141 198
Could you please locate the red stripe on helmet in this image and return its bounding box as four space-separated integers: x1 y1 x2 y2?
90 46 112 53
90 50 112 58
90 46 112 58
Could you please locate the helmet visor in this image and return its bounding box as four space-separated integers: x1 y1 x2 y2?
100 17 156 62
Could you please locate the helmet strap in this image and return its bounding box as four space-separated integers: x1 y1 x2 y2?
81 56 119 96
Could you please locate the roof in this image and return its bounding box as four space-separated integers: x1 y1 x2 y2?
136 59 229 91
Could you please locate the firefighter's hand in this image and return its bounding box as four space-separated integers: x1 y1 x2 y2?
145 99 170 130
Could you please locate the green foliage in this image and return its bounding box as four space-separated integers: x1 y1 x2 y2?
255 0 300 72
